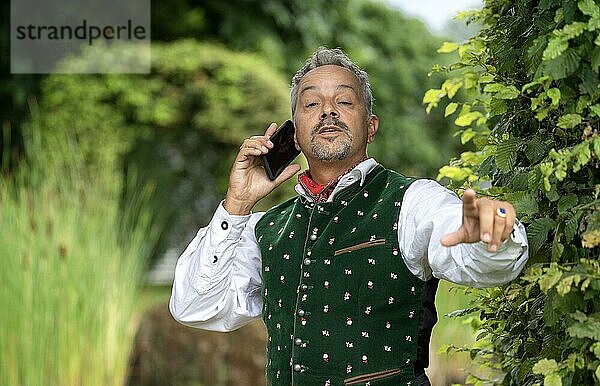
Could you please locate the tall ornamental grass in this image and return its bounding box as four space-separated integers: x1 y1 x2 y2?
0 114 158 386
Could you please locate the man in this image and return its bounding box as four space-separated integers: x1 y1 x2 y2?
170 47 528 385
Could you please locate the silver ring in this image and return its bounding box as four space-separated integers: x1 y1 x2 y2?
496 207 507 218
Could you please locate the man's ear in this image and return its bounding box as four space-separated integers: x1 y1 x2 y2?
367 115 379 143
294 129 301 151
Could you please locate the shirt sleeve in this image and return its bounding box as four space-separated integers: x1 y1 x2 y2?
169 202 265 331
398 179 529 288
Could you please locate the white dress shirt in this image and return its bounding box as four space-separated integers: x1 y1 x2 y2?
169 159 528 331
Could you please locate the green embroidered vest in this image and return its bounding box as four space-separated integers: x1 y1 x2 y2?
255 166 424 386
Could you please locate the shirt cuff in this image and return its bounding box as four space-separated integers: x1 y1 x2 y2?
470 220 528 265
210 201 252 243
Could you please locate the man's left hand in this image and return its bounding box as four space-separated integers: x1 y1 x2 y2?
441 189 516 252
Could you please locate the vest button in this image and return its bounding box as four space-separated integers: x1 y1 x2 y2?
294 337 303 346
300 284 308 291
293 364 302 372
309 234 317 241
303 258 311 266
297 309 305 317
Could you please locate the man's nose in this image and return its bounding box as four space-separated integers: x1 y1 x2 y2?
320 105 339 119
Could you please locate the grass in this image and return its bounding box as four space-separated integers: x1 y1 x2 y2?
429 281 478 385
0 118 157 386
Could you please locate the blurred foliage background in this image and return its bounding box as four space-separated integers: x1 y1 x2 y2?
2 0 463 259
0 1 483 385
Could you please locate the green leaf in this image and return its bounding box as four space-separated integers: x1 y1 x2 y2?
544 373 562 386
484 83 520 99
529 217 555 255
573 142 591 171
437 42 459 53
566 352 586 371
576 95 591 112
436 165 473 182
536 107 550 121
543 37 569 60
445 102 458 117
540 266 563 291
593 136 600 157
423 89 444 113
496 138 519 172
442 78 463 99
579 67 599 95
522 80 541 93
498 86 520 99
591 47 600 72
526 137 548 163
423 88 443 104
560 22 587 39
555 8 565 23
571 310 588 323
565 212 583 242
533 359 559 375
489 98 508 116
567 320 600 340
515 194 539 216
455 111 483 127
542 49 581 79
540 162 554 177
511 192 540 217
589 15 600 31
578 0 600 16
479 74 494 83
547 88 561 105
552 240 565 261
460 128 477 144
557 113 582 128
527 35 549 74
546 185 560 201
508 172 529 190
558 193 578 214
483 83 504 93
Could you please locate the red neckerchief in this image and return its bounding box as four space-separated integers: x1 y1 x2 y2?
298 157 369 202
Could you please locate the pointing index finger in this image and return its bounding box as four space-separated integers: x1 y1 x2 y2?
462 189 477 206
461 189 479 217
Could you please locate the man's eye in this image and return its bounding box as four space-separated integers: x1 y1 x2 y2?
339 101 352 105
306 102 319 107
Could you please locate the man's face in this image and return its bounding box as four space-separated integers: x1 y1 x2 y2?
293 65 377 164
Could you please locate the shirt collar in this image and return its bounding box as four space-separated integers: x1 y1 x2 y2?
294 158 379 203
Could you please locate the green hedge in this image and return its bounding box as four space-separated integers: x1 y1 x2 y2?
425 0 599 385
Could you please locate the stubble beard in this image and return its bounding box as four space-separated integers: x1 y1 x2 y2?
310 118 353 161
311 135 353 161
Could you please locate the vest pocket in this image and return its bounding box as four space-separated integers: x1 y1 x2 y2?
343 368 401 385
334 239 387 256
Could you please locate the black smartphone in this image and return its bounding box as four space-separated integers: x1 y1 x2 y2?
260 120 301 181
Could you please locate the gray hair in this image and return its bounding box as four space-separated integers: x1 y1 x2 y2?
290 47 373 119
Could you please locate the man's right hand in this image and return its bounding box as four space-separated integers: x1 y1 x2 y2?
223 122 302 215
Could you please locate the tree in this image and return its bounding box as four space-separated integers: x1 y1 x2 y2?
37 40 292 259
426 0 599 384
151 0 460 176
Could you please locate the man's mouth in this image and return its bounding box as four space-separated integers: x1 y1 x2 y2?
318 125 343 134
